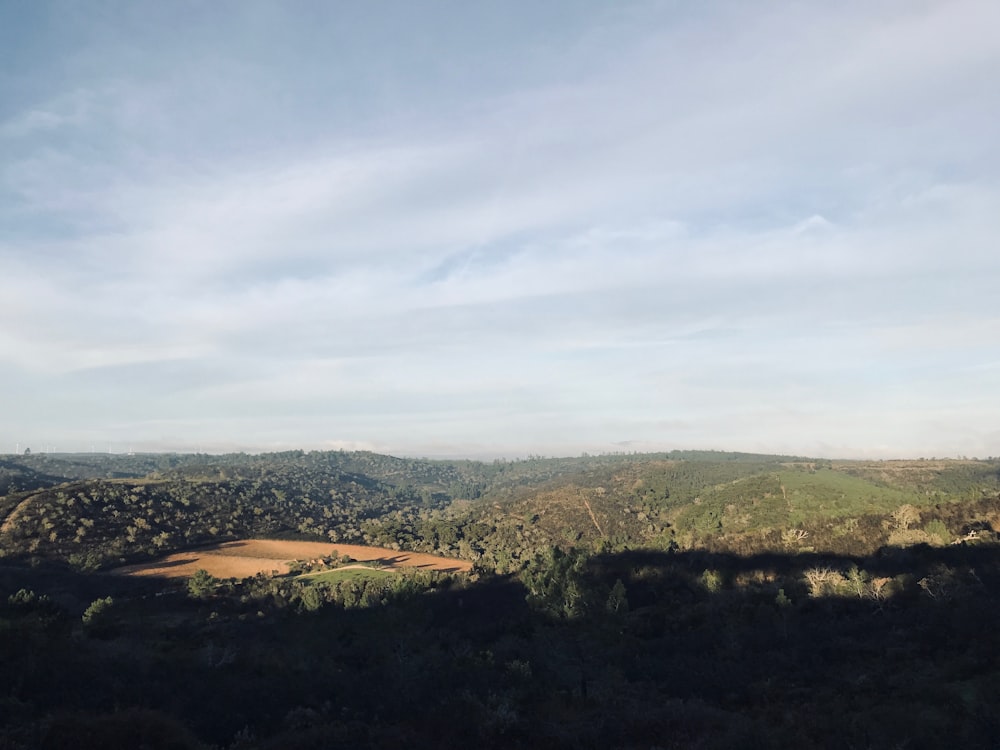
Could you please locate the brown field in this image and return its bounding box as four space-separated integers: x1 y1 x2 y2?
110 539 472 579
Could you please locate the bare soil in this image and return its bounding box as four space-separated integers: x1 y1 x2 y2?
110 539 472 579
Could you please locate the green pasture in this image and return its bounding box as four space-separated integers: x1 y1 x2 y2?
298 566 394 585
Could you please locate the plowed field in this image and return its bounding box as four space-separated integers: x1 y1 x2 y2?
110 539 472 579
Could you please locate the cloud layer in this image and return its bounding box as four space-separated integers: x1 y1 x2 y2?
2 1 998 458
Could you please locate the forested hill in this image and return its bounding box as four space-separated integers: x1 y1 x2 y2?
3 449 1000 749
1 450 998 573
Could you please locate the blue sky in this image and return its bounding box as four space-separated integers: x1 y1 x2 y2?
2 1 998 458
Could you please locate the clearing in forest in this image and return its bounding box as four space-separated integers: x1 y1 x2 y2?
110 539 472 579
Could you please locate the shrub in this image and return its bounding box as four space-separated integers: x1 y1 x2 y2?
803 567 846 597
922 519 952 545
187 569 218 600
82 596 115 636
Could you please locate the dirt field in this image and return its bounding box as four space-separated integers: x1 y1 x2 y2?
110 539 472 579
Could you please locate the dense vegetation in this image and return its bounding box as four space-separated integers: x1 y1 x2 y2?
1 449 999 748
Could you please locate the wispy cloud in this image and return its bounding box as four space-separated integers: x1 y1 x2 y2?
1 0 997 457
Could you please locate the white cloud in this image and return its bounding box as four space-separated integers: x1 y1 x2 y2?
1 1 998 457
0 89 95 138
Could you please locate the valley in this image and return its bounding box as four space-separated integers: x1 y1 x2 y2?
1 448 998 749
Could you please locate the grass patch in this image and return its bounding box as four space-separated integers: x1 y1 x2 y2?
779 468 914 524
674 467 925 536
298 567 394 585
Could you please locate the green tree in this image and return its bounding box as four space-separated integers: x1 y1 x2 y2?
521 547 595 619
299 586 323 612
606 578 629 615
82 596 115 636
187 569 218 600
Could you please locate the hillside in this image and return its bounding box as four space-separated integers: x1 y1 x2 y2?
2 451 999 573
2 449 1000 748
435 455 1000 569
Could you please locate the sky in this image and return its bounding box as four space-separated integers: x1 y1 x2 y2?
1 1 999 459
